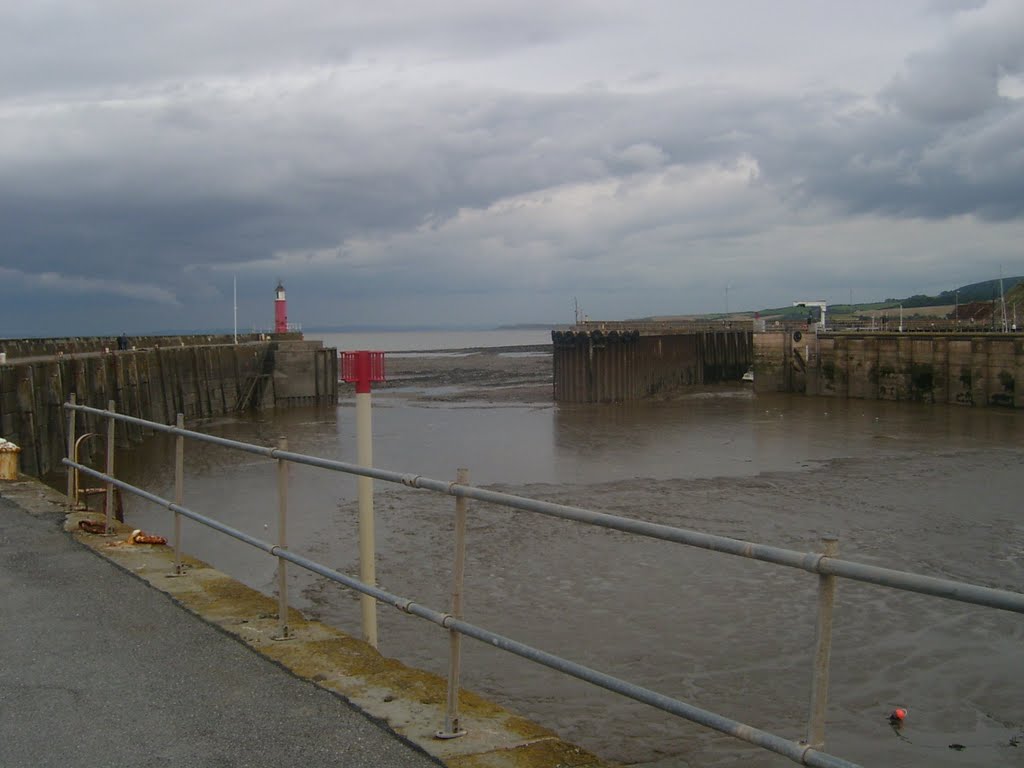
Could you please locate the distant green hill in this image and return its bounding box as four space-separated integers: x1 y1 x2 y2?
759 277 1023 319
886 277 1023 308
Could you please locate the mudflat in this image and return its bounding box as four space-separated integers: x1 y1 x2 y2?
371 344 553 403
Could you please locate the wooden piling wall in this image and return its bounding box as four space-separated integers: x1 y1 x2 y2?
552 329 752 403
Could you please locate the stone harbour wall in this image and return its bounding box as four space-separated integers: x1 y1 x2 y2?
754 331 1024 408
0 338 337 477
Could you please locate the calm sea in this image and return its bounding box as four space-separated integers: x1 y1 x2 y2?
307 328 553 352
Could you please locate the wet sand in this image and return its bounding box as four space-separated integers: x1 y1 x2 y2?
372 344 553 403
119 344 1024 768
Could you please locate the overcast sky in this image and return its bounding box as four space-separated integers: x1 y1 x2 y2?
2 0 1023 336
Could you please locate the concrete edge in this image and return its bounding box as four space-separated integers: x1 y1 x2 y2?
0 476 616 768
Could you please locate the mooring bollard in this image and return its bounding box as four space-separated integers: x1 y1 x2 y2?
0 439 21 481
806 535 839 749
437 467 470 740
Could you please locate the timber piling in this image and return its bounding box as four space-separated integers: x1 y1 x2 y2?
553 323 753 403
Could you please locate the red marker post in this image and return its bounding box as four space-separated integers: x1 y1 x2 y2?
342 351 386 648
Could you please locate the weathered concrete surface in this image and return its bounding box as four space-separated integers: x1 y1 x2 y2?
0 477 611 768
754 330 1024 408
0 332 300 359
0 480 439 768
273 340 339 407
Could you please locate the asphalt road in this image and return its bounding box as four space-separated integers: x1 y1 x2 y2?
0 495 441 768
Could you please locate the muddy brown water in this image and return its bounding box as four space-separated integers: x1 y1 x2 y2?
112 353 1023 768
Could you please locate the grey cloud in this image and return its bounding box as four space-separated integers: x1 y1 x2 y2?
0 1 607 99
3 75 1021 298
773 86 1024 221
2 1 1024 335
926 0 988 15
882 1 1024 122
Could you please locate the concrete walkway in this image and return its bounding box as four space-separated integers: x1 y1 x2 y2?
0 491 441 768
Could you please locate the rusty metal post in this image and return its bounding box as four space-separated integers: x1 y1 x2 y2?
173 413 185 574
104 400 115 533
437 467 469 739
275 436 290 639
806 536 839 750
66 393 76 513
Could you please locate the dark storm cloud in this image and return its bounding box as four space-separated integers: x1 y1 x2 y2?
1 1 1022 334
758 97 1024 221
796 0 1024 221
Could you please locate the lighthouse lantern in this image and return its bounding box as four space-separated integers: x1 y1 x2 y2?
274 280 288 334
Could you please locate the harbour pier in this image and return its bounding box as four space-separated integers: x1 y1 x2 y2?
552 321 753 403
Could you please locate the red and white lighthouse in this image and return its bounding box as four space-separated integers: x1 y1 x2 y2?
274 280 288 334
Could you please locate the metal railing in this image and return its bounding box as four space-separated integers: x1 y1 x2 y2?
62 398 1024 768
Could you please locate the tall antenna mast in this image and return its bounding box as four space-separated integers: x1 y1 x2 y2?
999 267 1008 332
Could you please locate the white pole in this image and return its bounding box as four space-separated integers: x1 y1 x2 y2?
438 467 470 739
806 537 839 749
66 394 76 513
174 413 185 574
999 269 1008 332
276 436 289 639
899 304 903 333
356 389 378 648
233 276 238 344
105 400 116 533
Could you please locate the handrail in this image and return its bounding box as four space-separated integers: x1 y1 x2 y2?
66 460 858 768
62 401 1024 766
66 403 1024 615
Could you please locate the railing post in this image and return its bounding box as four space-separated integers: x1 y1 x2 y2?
104 400 116 533
356 381 378 648
275 436 290 640
806 536 839 750
173 413 185 575
437 467 469 739
66 394 76 513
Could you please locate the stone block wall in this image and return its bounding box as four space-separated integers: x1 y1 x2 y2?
0 338 338 478
755 331 1023 408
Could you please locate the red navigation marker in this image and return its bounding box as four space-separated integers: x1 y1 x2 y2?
339 349 387 649
341 350 386 393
